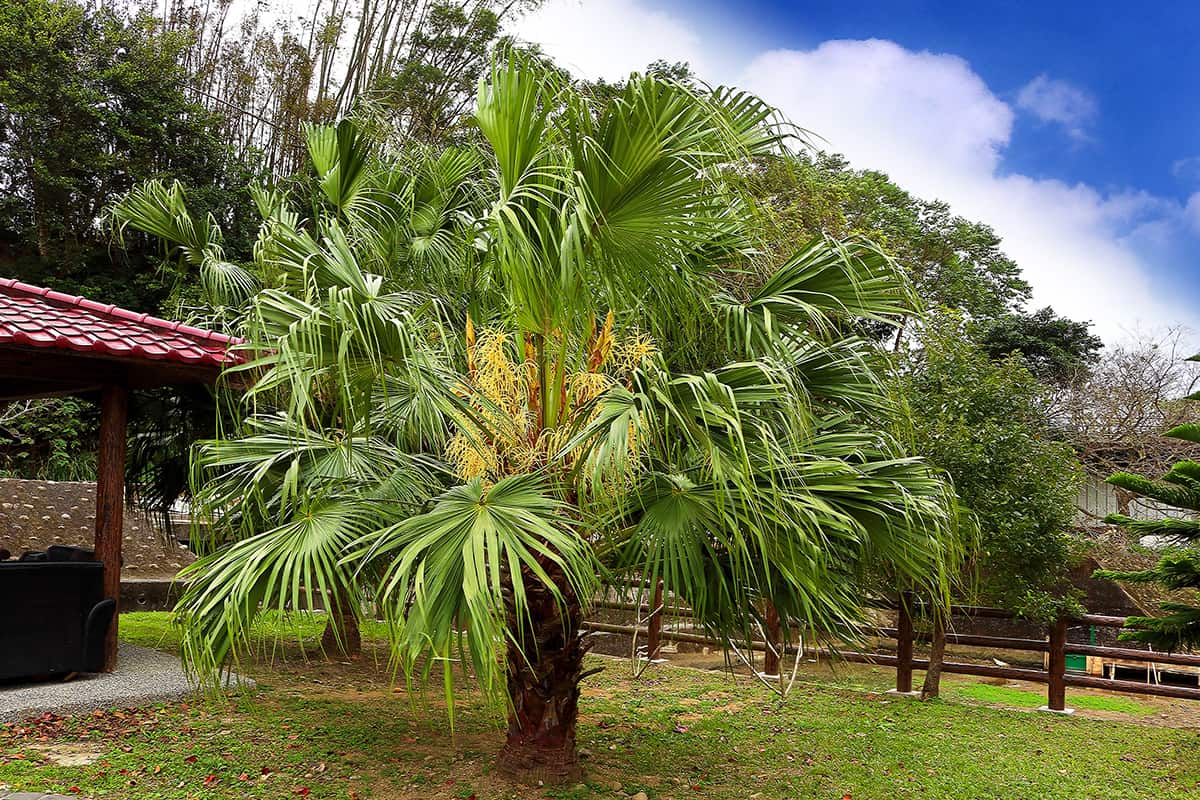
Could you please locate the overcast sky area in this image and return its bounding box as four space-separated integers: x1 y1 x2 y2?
514 0 1200 345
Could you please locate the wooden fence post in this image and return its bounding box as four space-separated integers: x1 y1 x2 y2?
1047 616 1068 711
896 591 915 693
646 579 664 660
763 600 782 676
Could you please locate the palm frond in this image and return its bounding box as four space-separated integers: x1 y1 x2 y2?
344 475 599 714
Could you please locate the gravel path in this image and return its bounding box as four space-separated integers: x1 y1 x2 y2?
0 643 250 723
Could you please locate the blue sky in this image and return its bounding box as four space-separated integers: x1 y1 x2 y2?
517 0 1200 343
668 0 1200 201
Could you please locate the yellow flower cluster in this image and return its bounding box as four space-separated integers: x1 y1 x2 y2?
446 317 655 484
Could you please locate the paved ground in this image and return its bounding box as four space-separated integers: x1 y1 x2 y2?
0 643 249 724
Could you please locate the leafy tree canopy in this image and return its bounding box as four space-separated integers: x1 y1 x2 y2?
0 0 257 307
901 314 1084 616
734 151 1032 327
976 306 1103 386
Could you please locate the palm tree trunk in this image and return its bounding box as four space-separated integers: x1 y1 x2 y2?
321 584 361 659
920 615 946 699
498 557 587 784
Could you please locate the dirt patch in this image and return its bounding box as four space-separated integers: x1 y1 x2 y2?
32 742 105 766
711 701 748 713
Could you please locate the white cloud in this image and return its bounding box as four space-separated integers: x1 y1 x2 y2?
515 0 707 82
743 41 1012 186
513 5 1197 344
740 41 1195 343
1186 193 1200 233
1016 74 1097 140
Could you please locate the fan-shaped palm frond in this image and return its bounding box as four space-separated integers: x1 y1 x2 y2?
108 180 259 310
343 475 599 714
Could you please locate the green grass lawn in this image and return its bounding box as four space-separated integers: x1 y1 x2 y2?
947 682 1158 715
2 612 1197 800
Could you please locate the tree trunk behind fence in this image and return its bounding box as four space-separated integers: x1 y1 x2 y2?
646 579 664 660
321 584 361 658
921 615 946 699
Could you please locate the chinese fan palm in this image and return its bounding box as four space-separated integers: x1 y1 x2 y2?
110 56 959 783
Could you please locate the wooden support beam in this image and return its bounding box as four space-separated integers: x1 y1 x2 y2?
94 383 128 672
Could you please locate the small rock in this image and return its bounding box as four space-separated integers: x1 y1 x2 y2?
630 792 649 800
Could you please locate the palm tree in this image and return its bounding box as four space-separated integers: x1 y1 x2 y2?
111 56 960 783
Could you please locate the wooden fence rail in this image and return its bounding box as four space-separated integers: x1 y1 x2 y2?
887 601 1200 708
586 594 1200 710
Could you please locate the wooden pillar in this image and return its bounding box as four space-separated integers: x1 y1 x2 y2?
94 383 128 672
763 600 782 676
1047 617 1068 711
646 579 664 660
896 591 915 693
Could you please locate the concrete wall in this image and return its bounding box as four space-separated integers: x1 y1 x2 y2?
0 477 194 579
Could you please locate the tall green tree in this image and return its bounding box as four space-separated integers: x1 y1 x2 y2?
903 314 1082 608
0 0 256 482
900 314 1083 693
367 2 504 142
1095 403 1200 651
158 0 541 170
113 58 959 782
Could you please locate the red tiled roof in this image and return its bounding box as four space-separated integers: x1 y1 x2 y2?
0 278 244 368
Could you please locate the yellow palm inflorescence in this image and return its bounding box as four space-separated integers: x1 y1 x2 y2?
447 313 654 484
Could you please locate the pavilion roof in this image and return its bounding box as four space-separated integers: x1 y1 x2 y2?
0 278 241 367
0 278 244 401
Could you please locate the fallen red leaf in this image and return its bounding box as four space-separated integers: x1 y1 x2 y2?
296 788 310 796
184 755 198 763
203 774 218 786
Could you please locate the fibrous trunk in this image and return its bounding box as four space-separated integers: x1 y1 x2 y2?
498 557 587 785
321 584 361 659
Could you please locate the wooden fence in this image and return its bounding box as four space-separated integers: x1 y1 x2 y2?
585 591 1200 711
